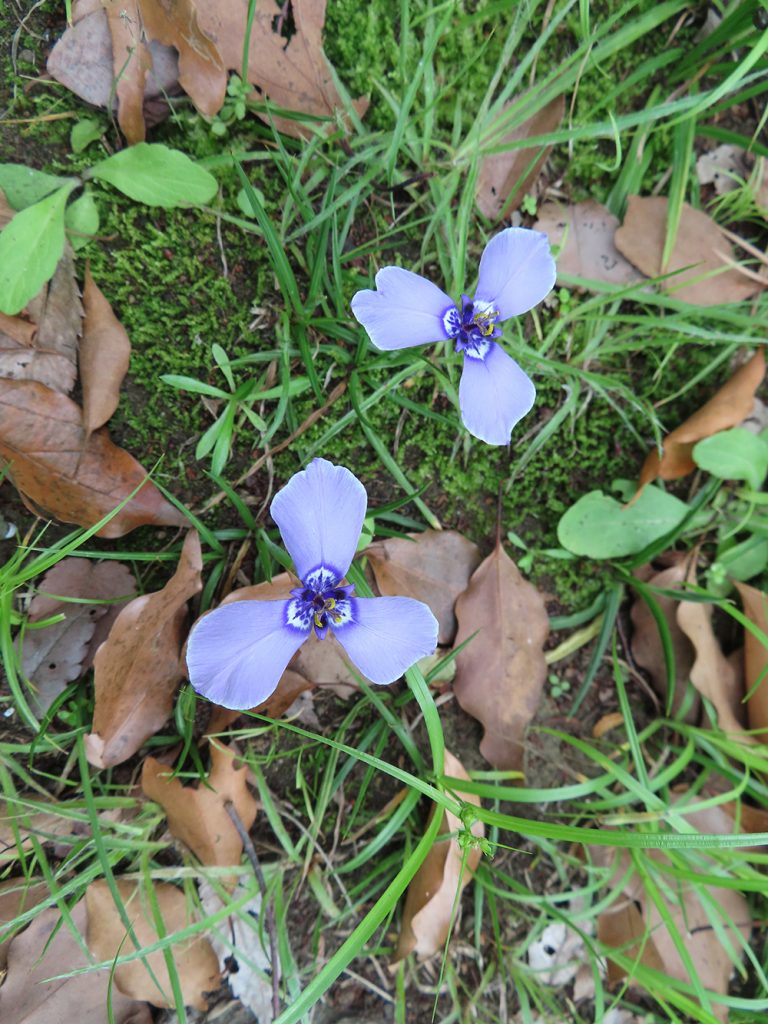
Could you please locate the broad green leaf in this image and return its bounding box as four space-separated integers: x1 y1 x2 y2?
0 185 74 315
557 485 690 558
0 164 74 209
716 534 768 583
65 190 99 251
88 143 217 208
693 427 768 491
70 117 103 154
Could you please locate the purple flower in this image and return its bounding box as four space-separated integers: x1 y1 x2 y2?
350 228 556 445
186 459 439 710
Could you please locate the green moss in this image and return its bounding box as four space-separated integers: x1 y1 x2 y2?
85 189 273 463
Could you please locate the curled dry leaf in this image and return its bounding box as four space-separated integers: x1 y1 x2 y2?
49 0 367 144
638 348 765 489
614 195 761 305
0 379 187 537
0 900 152 1024
394 751 484 961
594 805 751 1023
475 93 564 220
47 2 179 127
533 200 644 287
366 530 481 646
18 557 136 714
452 541 549 771
0 244 81 394
81 266 132 436
629 556 700 719
142 741 257 870
733 581 768 733
86 879 220 1010
676 559 749 738
85 531 202 768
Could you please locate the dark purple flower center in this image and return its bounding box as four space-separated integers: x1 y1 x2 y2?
286 565 355 639
443 294 502 358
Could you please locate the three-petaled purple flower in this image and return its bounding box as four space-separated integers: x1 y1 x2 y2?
350 228 556 445
186 459 439 710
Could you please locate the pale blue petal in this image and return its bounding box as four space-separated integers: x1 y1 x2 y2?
333 597 438 685
351 266 455 350
271 458 367 582
459 343 536 445
474 228 556 321
186 600 307 710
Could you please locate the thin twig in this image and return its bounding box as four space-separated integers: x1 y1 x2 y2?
224 800 281 1021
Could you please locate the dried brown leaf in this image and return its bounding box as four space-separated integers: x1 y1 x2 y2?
81 267 131 435
17 557 136 714
0 379 187 537
533 200 644 287
638 348 765 488
1 246 81 393
85 880 219 1010
367 530 481 646
733 581 768 733
476 94 564 220
394 751 484 961
677 560 749 738
0 311 36 346
629 558 699 719
138 0 226 117
85 531 202 768
595 808 751 1023
0 879 48 971
452 541 549 770
104 0 153 144
142 741 257 870
197 0 368 139
47 6 179 118
614 195 761 305
0 900 152 1024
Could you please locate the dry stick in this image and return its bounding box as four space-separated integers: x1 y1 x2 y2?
196 379 348 515
225 799 281 1020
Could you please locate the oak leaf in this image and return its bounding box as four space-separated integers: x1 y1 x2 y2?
85 531 202 768
0 900 152 1024
638 348 765 488
614 195 761 305
85 879 219 1010
142 741 257 870
0 378 187 537
476 94 564 220
18 557 136 714
452 541 549 770
394 751 484 961
366 530 481 645
533 200 643 287
80 266 132 435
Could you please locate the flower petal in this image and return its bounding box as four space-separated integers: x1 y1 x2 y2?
351 266 455 350
186 600 307 710
474 228 555 321
271 458 367 582
333 597 438 685
459 342 536 445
